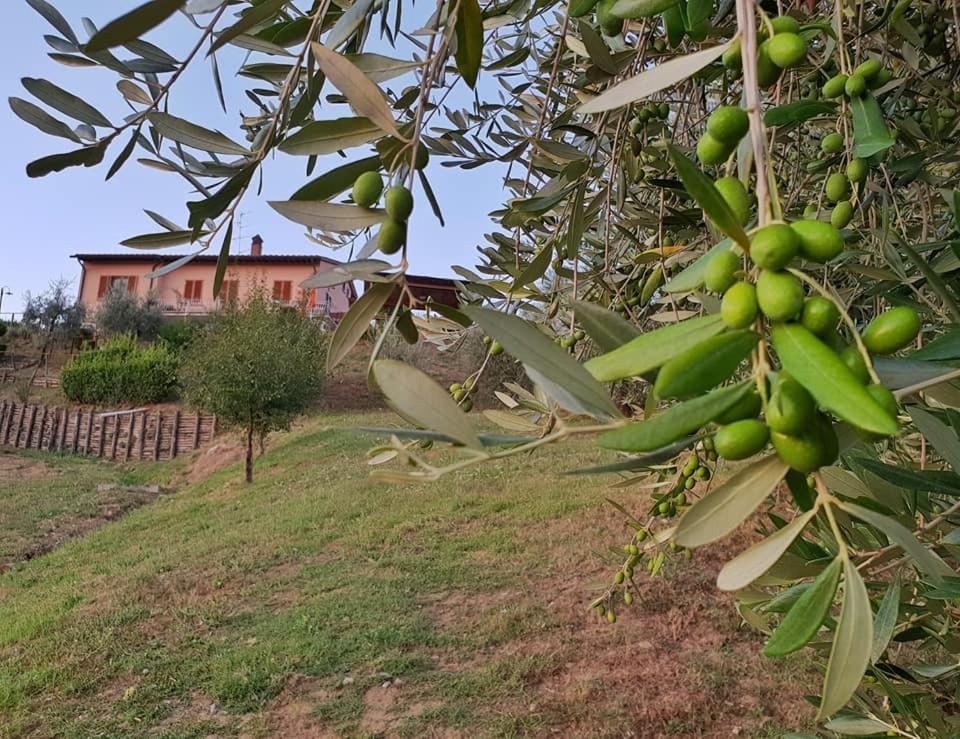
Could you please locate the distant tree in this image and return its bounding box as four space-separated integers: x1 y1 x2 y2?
21 279 85 349
180 293 327 483
95 285 163 340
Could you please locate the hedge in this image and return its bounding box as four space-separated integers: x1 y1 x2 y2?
61 335 178 405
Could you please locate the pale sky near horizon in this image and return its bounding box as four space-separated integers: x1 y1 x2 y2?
1 1 510 315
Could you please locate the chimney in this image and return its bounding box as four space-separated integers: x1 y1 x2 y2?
251 234 263 257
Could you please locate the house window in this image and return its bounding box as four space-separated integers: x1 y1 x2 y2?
97 275 137 298
184 280 204 302
220 280 239 303
272 281 292 302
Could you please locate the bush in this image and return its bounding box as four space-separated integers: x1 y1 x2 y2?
95 286 163 340
157 320 201 352
61 335 178 405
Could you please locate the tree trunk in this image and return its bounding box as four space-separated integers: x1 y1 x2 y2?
245 423 254 483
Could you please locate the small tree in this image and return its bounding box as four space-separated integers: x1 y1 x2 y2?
180 293 327 482
21 279 85 349
95 286 163 340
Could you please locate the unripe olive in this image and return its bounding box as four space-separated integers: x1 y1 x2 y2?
607 610 617 623
861 306 921 355
482 335 493 346
452 389 466 402
839 345 871 384
353 171 384 208
714 388 762 424
790 219 843 262
615 571 625 584
722 39 742 72
866 383 898 420
757 269 804 321
684 477 696 490
449 383 463 393
845 74 867 98
822 74 848 99
490 340 504 356
714 419 770 460
757 41 781 87
831 200 854 228
377 219 406 254
750 224 800 270
854 58 882 80
771 416 839 473
825 173 850 203
766 377 816 435
846 158 868 183
821 132 844 154
721 281 759 329
704 249 740 293
767 32 807 68
715 176 752 226
574 329 586 341
801 297 840 336
697 133 732 166
770 15 801 34
706 106 749 144
384 185 414 221
624 591 634 605
658 102 670 118
596 0 623 36
461 398 473 412
695 466 710 480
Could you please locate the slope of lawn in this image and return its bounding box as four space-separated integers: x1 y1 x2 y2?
0 410 815 738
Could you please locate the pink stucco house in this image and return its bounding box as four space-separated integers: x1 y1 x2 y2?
73 235 356 322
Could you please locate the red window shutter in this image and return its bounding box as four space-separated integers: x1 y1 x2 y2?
272 281 282 300
97 276 109 298
283 282 292 301
127 276 138 293
194 281 203 300
185 280 196 300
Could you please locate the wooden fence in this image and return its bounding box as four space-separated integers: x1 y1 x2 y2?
0 372 60 387
0 402 216 461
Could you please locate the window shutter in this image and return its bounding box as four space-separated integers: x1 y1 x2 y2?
127 276 138 293
283 282 292 301
97 276 109 298
194 281 203 300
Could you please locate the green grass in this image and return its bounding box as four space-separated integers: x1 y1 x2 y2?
0 411 814 737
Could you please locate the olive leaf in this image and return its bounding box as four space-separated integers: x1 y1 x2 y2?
570 299 640 353
585 314 725 382
371 360 483 450
462 306 621 421
209 0 290 55
328 282 395 371
662 239 733 293
22 77 111 127
147 112 249 155
871 576 900 664
817 558 872 720
771 324 899 437
763 557 841 657
668 145 750 250
269 201 387 231
454 0 484 88
716 508 818 591
908 407 960 471
674 453 789 548
279 118 382 156
121 230 200 249
598 381 752 452
310 43 402 139
8 97 82 143
85 0 186 54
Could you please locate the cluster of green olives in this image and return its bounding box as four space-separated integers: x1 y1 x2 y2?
448 376 477 413
554 329 586 350
822 58 892 101
352 172 415 255
723 16 809 87
700 219 921 472
630 102 671 135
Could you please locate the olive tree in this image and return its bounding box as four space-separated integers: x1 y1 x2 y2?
14 0 960 732
95 285 164 339
180 294 327 482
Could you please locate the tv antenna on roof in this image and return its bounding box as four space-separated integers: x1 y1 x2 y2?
233 212 248 250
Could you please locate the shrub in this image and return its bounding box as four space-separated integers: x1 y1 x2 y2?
95 286 163 340
157 320 201 353
61 335 178 405
180 293 328 482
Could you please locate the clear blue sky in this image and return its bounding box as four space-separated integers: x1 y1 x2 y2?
1 1 509 314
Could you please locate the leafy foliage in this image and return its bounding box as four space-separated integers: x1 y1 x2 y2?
16 0 960 731
21 278 85 348
94 285 164 340
60 334 178 405
179 292 328 482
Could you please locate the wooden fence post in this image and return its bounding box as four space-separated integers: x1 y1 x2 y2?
22 406 38 449
137 413 146 460
194 413 201 451
59 408 68 450
84 411 93 455
48 408 59 451
109 416 119 459
0 400 8 443
36 406 47 450
153 412 162 460
96 415 105 457
72 409 81 453
171 410 180 458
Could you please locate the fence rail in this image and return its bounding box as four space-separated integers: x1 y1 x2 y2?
0 372 60 387
0 402 215 461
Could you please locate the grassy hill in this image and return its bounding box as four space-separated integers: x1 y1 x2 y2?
0 411 813 738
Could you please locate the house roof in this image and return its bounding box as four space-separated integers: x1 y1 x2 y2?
72 252 343 265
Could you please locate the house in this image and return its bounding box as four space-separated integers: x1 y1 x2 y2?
73 236 357 321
